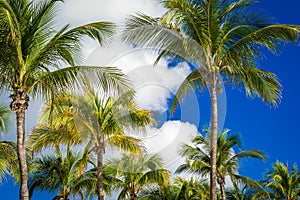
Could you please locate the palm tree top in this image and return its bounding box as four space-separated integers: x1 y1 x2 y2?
122 0 300 108
0 0 130 100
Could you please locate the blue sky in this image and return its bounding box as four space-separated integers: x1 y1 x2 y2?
225 0 300 180
1 0 300 199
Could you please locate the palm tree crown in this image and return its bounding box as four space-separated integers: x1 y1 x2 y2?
253 161 300 200
105 153 170 200
29 89 153 200
176 129 266 200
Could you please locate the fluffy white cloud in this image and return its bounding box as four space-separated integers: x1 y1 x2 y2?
59 0 165 25
141 121 198 172
87 42 192 112
58 0 192 113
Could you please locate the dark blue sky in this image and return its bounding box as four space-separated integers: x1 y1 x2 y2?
226 0 300 180
1 0 300 199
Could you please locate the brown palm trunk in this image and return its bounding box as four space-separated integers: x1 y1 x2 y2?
129 191 137 200
97 144 104 200
209 81 218 200
16 110 29 200
218 177 226 200
11 88 30 200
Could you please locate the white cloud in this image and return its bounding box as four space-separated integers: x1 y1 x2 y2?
141 121 198 172
87 42 192 112
59 0 165 25
57 0 192 113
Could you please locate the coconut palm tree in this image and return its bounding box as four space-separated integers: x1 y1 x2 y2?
29 89 153 200
28 146 96 200
104 153 170 200
226 177 263 200
0 0 130 199
176 129 266 200
252 161 300 200
122 1 299 198
28 114 117 200
139 176 210 200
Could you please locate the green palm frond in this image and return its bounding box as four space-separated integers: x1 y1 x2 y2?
0 141 17 182
228 150 267 163
223 65 282 106
29 66 131 100
177 128 266 190
139 169 170 186
123 12 205 63
28 125 82 153
29 146 96 199
105 153 170 198
171 69 207 113
0 103 11 134
106 135 143 154
65 21 116 46
256 161 300 199
223 24 299 60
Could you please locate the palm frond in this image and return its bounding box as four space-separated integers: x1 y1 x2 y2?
224 66 282 106
107 135 143 154
171 69 207 113
0 103 11 134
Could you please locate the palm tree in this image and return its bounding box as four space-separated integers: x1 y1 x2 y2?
29 89 153 200
28 111 116 200
29 145 98 200
122 1 299 198
104 153 170 200
176 129 266 200
139 176 210 200
252 161 300 200
226 178 263 200
0 0 130 199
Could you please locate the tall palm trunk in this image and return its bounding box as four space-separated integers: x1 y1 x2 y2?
209 79 218 200
16 110 29 200
97 143 105 200
218 177 226 200
11 89 29 200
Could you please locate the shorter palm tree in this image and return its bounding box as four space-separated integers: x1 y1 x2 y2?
29 89 153 200
226 178 263 200
252 161 300 200
105 153 170 200
28 145 96 200
139 176 210 200
176 129 266 200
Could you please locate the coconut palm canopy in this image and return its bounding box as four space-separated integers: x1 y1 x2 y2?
0 0 300 200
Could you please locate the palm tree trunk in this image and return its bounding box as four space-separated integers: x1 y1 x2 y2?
220 183 226 200
10 88 29 200
16 110 29 200
218 177 226 200
209 81 218 200
129 192 137 200
97 144 104 200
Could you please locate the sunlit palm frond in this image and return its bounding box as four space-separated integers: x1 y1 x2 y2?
106 135 143 154
224 66 282 106
171 69 207 113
